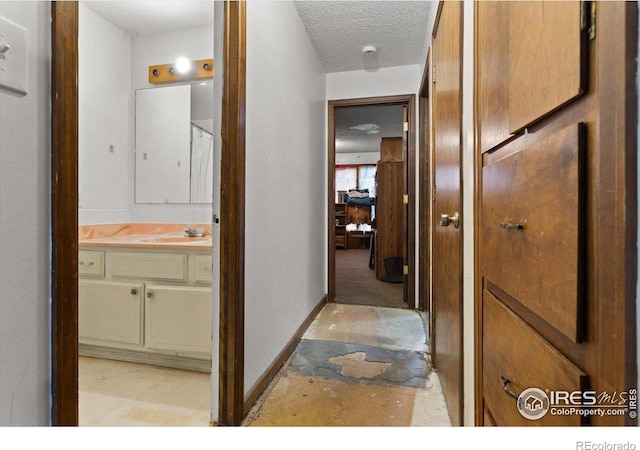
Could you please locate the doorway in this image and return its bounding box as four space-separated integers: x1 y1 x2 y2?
50 0 247 426
327 95 416 309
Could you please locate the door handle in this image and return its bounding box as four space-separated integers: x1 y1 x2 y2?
440 212 460 228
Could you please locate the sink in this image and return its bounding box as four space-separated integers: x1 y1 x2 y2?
142 236 210 244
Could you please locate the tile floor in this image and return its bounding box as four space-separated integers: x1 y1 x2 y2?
79 303 450 427
243 303 451 426
79 356 211 426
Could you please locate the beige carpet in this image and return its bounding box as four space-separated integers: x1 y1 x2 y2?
335 249 405 308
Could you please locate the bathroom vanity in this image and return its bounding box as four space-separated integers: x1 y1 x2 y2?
78 223 213 372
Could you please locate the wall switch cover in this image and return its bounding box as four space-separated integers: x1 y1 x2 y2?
0 17 28 95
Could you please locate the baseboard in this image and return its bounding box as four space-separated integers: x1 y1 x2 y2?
79 344 212 373
242 294 328 415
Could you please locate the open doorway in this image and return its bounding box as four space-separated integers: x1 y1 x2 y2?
328 95 416 309
75 0 215 426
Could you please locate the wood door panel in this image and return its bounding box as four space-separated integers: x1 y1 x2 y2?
477 1 511 153
432 1 463 426
509 1 584 133
482 124 585 342
483 290 587 426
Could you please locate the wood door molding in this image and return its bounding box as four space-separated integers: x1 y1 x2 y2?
418 50 431 315
51 1 79 426
219 0 246 426
327 94 416 306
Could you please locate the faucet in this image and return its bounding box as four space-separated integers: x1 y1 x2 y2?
183 224 204 237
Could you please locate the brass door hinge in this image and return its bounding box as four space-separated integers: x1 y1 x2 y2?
403 265 409 276
432 65 437 84
403 121 409 132
403 194 409 204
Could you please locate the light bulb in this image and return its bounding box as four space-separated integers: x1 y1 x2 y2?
175 57 192 74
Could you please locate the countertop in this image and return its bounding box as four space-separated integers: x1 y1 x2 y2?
78 223 213 250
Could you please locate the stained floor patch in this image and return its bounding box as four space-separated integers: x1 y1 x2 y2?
329 352 392 378
290 339 431 388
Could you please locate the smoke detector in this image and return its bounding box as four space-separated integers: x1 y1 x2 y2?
362 45 377 56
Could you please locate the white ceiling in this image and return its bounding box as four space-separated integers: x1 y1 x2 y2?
81 1 214 37
335 104 404 153
294 1 433 73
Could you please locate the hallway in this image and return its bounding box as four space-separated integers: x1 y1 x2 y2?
335 249 405 308
243 303 450 426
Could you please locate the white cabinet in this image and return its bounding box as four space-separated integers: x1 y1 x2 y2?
144 285 212 356
78 247 213 370
79 280 143 346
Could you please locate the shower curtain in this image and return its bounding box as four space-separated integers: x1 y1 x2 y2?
190 123 214 203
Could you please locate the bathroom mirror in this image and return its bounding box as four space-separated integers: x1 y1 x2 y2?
135 82 214 204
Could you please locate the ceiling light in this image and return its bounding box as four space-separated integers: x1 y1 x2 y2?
362 45 377 56
175 57 192 74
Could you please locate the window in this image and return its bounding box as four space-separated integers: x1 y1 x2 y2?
335 164 377 202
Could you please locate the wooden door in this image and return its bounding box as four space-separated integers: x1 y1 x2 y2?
431 1 463 427
476 1 637 426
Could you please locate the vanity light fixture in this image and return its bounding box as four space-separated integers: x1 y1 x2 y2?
148 58 214 84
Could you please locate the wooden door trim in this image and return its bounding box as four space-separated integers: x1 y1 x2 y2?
51 1 79 426
50 0 246 426
418 50 431 315
219 0 246 426
327 94 416 306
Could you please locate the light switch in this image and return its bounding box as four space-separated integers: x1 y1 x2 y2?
0 17 28 95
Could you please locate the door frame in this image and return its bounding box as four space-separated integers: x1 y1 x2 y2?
50 0 247 426
418 49 432 345
327 95 416 305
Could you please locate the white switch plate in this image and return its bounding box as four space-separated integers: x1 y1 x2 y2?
0 17 28 95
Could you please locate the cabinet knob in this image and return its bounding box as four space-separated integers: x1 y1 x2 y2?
130 288 137 296
146 291 153 298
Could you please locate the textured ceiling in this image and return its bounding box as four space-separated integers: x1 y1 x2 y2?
335 104 404 153
82 1 214 37
294 1 433 73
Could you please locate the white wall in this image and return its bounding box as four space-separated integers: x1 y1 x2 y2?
78 3 131 224
0 0 51 425
326 64 421 101
77 14 214 225
244 0 327 394
461 0 475 427
336 152 380 165
128 25 214 223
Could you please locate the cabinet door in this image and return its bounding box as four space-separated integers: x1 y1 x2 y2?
79 280 143 346
508 1 584 132
144 285 212 356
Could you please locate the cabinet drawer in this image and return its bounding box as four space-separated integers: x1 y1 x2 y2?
481 124 584 341
78 251 104 277
194 255 213 284
112 252 187 281
483 291 586 426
